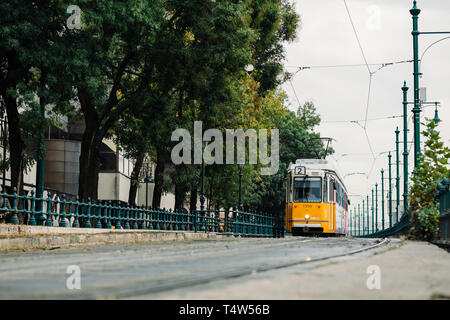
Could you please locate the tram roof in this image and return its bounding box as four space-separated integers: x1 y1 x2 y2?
288 158 340 172
288 158 346 190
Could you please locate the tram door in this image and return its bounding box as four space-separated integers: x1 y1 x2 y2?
329 177 337 233
327 176 332 233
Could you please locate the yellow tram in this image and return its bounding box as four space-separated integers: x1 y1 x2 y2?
285 159 349 236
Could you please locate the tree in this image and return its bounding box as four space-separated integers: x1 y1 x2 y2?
409 119 450 241
58 0 166 201
248 0 299 94
112 111 155 206
244 99 327 215
0 0 70 195
120 0 255 208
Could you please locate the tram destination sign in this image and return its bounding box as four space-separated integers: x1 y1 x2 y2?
294 166 306 175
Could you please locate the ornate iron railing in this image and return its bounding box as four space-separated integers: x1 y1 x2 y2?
358 174 450 239
437 177 450 241
0 188 284 238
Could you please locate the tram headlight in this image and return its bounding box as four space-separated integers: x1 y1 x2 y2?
305 214 310 220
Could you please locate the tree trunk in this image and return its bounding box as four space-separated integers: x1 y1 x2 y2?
1 52 26 197
152 150 166 208
208 179 213 211
77 97 103 202
4 93 25 196
189 182 198 213
76 81 135 202
174 183 186 210
128 152 144 206
78 138 100 202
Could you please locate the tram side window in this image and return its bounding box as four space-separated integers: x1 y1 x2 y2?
329 179 334 202
323 177 328 202
286 175 291 202
337 183 341 206
294 177 322 203
338 184 341 206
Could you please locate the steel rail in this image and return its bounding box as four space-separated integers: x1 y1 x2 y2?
108 238 391 299
6 238 391 299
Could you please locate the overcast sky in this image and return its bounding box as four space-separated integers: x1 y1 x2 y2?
282 0 450 214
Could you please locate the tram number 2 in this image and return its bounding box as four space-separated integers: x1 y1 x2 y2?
223 305 270 315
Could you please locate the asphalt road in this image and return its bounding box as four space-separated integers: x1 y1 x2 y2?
0 237 389 299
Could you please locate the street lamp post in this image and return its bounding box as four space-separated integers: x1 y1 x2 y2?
410 1 422 168
200 158 205 212
371 188 374 233
35 86 46 225
199 154 206 232
409 0 450 167
358 203 361 236
1 112 5 193
144 163 152 209
402 82 409 215
366 195 369 235
388 152 393 228
433 102 441 124
238 164 244 209
381 169 385 230
395 127 400 223
375 183 378 231
362 199 365 235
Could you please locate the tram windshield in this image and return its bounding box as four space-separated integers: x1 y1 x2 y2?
294 177 322 203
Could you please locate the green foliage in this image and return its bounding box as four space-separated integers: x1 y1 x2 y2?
243 100 327 215
1 0 306 212
409 119 450 240
248 0 300 94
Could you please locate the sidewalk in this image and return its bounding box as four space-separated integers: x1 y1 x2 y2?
150 240 450 300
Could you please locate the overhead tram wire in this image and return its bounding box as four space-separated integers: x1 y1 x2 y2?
285 60 413 71
286 1 414 196
322 115 403 124
343 0 371 74
322 102 436 124
342 0 376 164
340 0 414 188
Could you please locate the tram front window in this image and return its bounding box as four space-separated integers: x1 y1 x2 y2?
294 177 322 203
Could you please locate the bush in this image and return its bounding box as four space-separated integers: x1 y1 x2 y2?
408 119 450 241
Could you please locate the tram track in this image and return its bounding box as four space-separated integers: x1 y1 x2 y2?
116 238 391 299
0 237 392 299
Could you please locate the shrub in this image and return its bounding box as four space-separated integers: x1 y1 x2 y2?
409 119 450 240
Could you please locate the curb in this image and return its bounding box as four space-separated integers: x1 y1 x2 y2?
0 224 231 251
431 240 450 252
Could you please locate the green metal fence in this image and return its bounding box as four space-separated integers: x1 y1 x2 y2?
0 188 284 238
437 177 450 241
358 212 410 238
358 175 450 239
